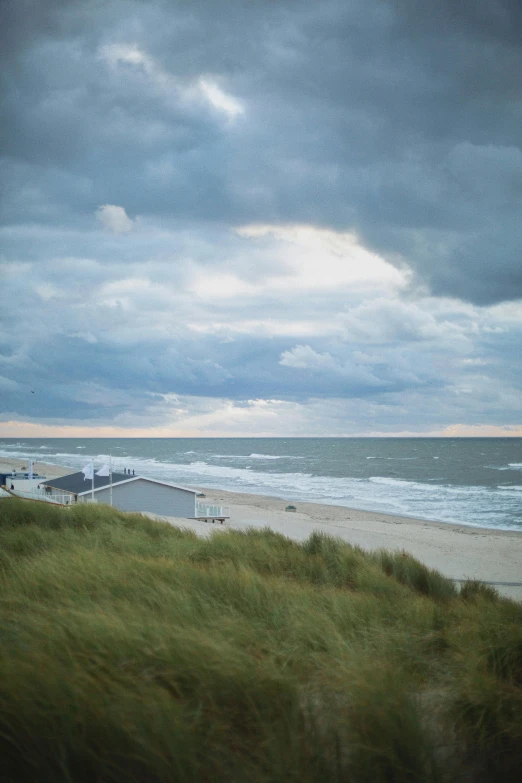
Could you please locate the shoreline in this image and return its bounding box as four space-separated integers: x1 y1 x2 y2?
2 455 520 536
2 457 521 599
196 485 522 537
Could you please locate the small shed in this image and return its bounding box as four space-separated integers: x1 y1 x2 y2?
41 472 198 518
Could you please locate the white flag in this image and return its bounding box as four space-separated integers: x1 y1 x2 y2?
82 463 93 480
96 464 110 477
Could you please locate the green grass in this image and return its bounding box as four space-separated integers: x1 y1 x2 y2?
0 498 521 782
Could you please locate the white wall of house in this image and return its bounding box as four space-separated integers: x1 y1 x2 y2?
9 478 45 492
82 478 197 517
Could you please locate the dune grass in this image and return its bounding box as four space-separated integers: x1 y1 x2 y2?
0 498 521 782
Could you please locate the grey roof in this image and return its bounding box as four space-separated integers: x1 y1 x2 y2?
42 472 130 494
42 472 198 496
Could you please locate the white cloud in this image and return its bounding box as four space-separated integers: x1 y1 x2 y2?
187 318 338 337
460 358 488 366
69 331 98 344
35 283 60 300
99 43 244 120
99 43 155 71
162 396 294 434
280 345 338 370
279 345 385 386
190 272 256 300
96 204 134 233
340 297 470 345
198 78 244 118
236 224 407 291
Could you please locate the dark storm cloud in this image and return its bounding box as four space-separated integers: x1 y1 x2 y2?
2 0 521 301
1 0 522 431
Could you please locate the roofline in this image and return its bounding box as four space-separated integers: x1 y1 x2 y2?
41 472 126 492
41 481 75 493
77 475 197 496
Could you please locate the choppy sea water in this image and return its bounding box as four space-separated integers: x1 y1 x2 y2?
0 438 521 531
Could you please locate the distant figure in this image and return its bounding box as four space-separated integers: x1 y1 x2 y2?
123 468 127 474
132 468 135 475
10 483 14 490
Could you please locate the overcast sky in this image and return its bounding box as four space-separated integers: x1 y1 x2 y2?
1 0 522 437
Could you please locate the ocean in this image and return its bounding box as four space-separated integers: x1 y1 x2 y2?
0 437 521 531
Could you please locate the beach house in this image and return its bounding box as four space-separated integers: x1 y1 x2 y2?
40 472 200 517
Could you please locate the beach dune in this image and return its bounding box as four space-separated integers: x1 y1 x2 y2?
2 458 521 600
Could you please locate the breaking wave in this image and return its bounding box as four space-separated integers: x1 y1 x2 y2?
1 440 521 531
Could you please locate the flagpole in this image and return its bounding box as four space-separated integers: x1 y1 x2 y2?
91 458 94 502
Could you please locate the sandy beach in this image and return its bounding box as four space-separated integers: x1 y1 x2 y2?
0 459 70 481
2 457 521 600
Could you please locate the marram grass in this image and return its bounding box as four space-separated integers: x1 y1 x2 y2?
0 498 521 782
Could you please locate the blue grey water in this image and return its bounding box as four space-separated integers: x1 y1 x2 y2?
1 438 521 531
